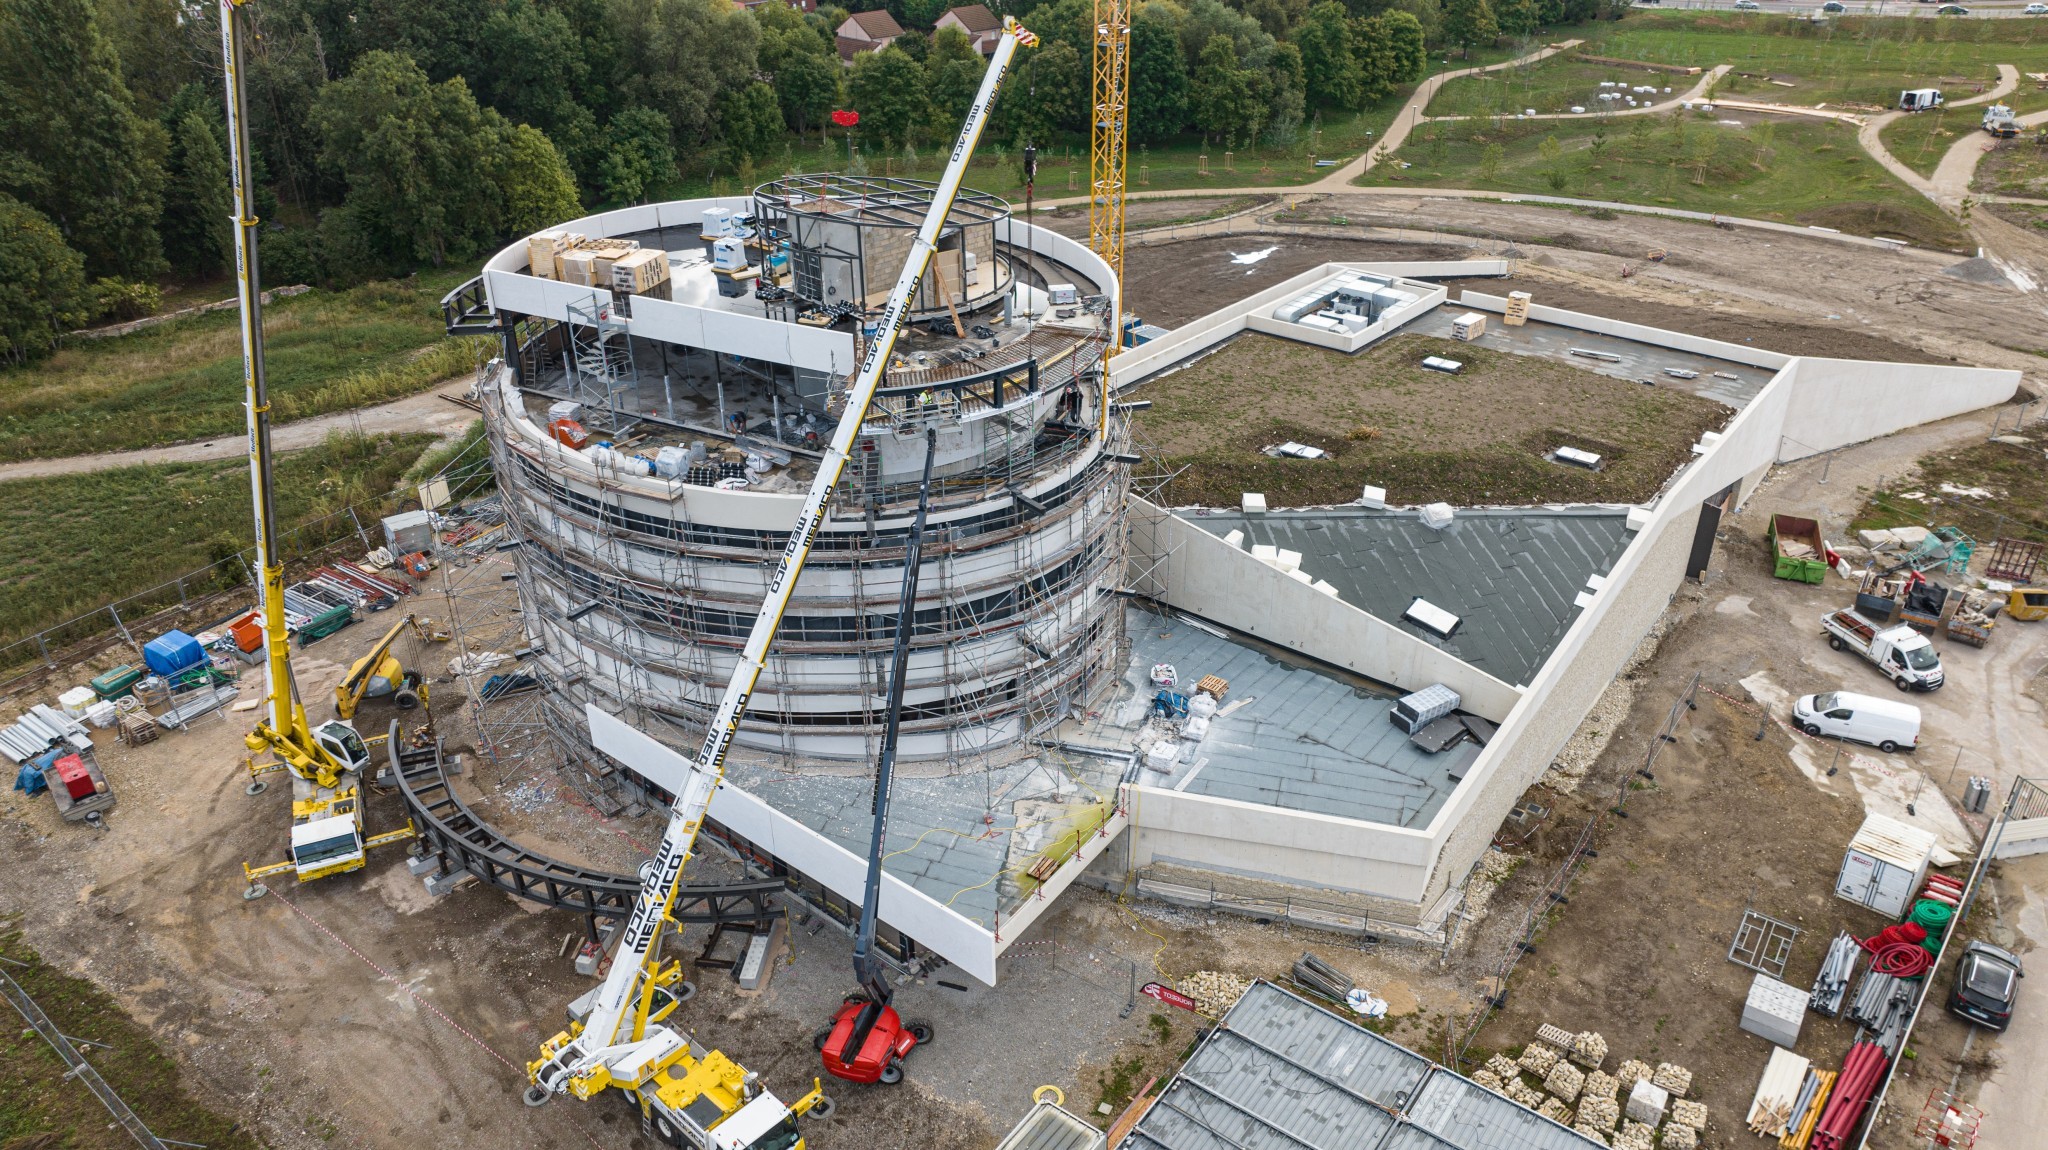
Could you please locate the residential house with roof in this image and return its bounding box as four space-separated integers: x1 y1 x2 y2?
936 3 1002 53
836 9 905 61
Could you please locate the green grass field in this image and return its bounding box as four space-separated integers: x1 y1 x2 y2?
0 271 482 461
0 924 263 1150
0 431 434 649
1364 111 1969 248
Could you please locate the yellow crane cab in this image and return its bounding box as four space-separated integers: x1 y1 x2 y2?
284 719 376 882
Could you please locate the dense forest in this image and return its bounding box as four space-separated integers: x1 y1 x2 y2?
0 0 1626 364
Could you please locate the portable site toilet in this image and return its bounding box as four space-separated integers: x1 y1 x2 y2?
1835 812 1938 919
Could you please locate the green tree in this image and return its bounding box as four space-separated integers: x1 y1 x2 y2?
611 0 762 149
777 51 843 139
1241 0 1307 37
1261 41 1305 145
1751 120 1776 170
97 0 197 115
1440 0 1498 58
311 51 506 266
475 0 593 141
995 38 1084 145
719 81 787 164
1190 34 1262 147
1356 9 1426 102
161 110 234 278
496 124 583 234
1539 133 1565 190
1687 133 1717 185
0 0 167 278
850 45 929 149
1379 9 1427 82
1496 0 1542 36
924 26 984 140
1297 1 1363 110
1129 5 1189 142
600 107 677 204
0 196 91 364
1479 141 1503 180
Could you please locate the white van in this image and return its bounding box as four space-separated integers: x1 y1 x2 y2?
1792 691 1921 753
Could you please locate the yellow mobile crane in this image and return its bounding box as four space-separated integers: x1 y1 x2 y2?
523 19 1039 1148
222 0 413 892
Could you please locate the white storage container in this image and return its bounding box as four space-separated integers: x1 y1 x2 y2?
1391 684 1460 733
1145 741 1177 771
548 399 583 424
1419 503 1455 530
59 686 97 717
1183 715 1210 740
1835 813 1937 919
84 699 118 729
654 446 689 479
1188 694 1219 719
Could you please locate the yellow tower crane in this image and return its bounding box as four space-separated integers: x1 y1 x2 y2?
222 0 413 892
1089 0 1131 359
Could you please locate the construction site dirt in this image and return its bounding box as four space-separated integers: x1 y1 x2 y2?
6 200 2048 1149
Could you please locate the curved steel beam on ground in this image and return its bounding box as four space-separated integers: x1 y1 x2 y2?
386 724 781 925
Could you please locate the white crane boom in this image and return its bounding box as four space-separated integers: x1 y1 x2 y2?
530 17 1039 1101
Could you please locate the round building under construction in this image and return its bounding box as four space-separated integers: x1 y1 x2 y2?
449 181 1128 767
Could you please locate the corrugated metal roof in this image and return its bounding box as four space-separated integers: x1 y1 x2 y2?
1847 812 1938 870
1120 608 1460 828
994 1103 1106 1150
1404 1068 1607 1150
1183 509 1632 687
1124 983 1608 1150
1221 982 1435 1107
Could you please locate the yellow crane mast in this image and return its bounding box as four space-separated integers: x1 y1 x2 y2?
1089 0 1131 355
222 0 413 892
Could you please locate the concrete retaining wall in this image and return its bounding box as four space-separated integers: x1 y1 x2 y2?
1128 499 1522 719
1991 816 2048 860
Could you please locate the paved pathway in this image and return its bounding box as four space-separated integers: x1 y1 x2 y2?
1857 66 2023 203
0 380 478 483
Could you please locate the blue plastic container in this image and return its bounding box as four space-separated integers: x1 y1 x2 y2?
143 630 205 677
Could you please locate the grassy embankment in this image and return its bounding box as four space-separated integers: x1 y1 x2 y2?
1367 112 1967 248
0 270 484 461
1136 332 1726 509
0 923 263 1150
0 431 436 649
1850 422 2048 547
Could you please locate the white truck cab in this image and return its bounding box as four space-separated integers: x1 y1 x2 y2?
1792 691 1921 753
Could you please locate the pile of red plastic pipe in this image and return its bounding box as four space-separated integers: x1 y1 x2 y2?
1859 922 1934 978
1810 1041 1890 1150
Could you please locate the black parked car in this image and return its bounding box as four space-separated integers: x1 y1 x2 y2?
1946 941 2024 1031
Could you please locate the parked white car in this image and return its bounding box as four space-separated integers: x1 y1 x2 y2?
1792 691 1921 753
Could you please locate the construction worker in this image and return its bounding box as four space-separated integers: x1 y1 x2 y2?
917 387 938 424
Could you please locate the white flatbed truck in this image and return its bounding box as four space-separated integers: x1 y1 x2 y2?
1821 609 1944 692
